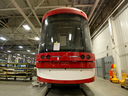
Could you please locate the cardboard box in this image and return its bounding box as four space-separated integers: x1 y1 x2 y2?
125 81 128 84
125 84 128 86
125 78 128 80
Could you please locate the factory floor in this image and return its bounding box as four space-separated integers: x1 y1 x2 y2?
0 77 128 96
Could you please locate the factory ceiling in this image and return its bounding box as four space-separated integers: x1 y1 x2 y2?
0 0 123 59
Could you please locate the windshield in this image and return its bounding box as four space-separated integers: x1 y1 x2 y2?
39 14 92 53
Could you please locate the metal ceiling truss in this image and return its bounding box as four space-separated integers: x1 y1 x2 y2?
1 0 45 47
1 0 118 54
0 0 98 54
88 0 99 20
0 16 43 19
26 0 41 27
0 20 12 33
11 0 40 37
90 0 124 35
64 0 71 4
0 4 93 11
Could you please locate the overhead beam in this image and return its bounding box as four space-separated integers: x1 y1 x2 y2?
91 0 125 37
72 0 76 7
0 0 15 16
11 0 45 34
63 0 71 4
88 0 100 20
11 0 40 36
26 0 41 27
5 2 12 7
0 20 12 30
2 0 44 46
89 0 104 24
0 33 38 41
0 20 12 33
0 4 93 11
0 15 43 19
26 39 35 46
0 33 36 35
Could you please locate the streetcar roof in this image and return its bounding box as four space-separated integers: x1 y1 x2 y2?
42 7 88 22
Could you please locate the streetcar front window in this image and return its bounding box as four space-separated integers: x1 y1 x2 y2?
39 14 92 53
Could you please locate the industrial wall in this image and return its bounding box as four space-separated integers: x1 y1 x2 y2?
92 3 128 79
92 25 112 59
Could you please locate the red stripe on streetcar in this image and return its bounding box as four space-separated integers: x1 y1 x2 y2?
36 52 95 62
37 76 95 84
36 61 95 68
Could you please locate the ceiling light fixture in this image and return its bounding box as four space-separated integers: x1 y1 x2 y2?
35 37 40 40
19 46 23 48
7 50 11 53
0 37 6 41
13 55 15 57
27 50 30 52
17 54 20 56
32 53 35 54
23 25 30 30
1 47 3 49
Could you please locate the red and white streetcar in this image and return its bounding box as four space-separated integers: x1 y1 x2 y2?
36 7 95 84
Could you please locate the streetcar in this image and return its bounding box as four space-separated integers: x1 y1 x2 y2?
36 7 95 84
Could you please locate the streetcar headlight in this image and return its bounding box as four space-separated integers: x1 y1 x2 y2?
46 55 50 59
80 55 85 59
86 55 90 59
41 55 45 59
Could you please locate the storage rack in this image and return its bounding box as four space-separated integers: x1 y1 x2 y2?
0 63 34 81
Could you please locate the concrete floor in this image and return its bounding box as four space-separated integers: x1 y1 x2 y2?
0 77 128 96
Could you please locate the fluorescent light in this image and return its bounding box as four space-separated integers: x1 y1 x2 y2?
0 37 6 41
51 37 53 42
35 37 40 40
17 54 20 56
7 50 11 53
32 53 35 54
28 57 30 58
5 58 7 59
13 55 16 58
27 50 30 52
45 19 48 25
23 25 30 30
69 34 72 40
19 46 23 48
